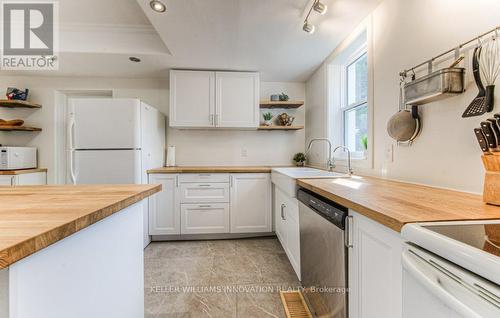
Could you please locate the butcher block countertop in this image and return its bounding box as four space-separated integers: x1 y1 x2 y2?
0 184 160 269
148 166 276 174
297 176 500 232
0 168 47 175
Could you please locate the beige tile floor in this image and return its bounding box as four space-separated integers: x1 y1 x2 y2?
144 237 300 318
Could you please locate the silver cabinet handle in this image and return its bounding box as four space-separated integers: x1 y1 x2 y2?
345 215 354 248
175 175 179 187
280 204 286 220
198 205 212 208
198 184 211 187
230 175 233 188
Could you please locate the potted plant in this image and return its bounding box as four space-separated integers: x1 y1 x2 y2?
361 135 368 158
263 112 273 126
293 152 306 167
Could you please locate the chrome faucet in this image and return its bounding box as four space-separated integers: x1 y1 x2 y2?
333 146 353 176
305 138 334 171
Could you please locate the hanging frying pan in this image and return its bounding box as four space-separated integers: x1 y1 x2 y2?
387 80 421 144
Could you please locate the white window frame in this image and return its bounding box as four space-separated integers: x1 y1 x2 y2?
326 22 373 172
341 47 368 159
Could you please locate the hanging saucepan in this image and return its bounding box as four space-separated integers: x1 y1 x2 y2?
387 79 421 144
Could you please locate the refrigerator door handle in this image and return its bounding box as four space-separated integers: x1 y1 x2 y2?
68 116 77 184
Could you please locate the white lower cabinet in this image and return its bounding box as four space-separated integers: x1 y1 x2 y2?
348 210 403 318
0 172 47 185
148 172 272 237
274 187 301 279
230 173 271 233
148 174 180 235
181 203 230 234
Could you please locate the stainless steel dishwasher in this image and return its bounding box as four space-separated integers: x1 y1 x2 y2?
298 188 349 318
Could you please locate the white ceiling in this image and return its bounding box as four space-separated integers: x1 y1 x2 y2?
138 0 383 81
0 0 382 81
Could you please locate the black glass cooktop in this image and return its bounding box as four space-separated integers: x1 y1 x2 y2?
425 223 500 257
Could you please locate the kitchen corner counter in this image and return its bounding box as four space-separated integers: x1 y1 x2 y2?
148 166 276 174
0 184 160 269
0 168 47 175
297 176 500 232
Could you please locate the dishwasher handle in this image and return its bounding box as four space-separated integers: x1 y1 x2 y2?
345 215 353 248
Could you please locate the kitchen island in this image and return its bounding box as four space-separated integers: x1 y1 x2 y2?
0 184 160 318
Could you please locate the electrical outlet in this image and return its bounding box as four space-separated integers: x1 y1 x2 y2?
241 148 248 158
386 144 394 163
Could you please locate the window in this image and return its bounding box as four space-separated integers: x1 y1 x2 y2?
343 52 368 155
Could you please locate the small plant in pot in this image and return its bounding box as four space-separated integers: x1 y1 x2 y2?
293 152 306 167
263 112 273 126
361 135 368 158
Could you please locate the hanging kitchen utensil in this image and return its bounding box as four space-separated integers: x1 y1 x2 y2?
478 35 499 112
387 77 421 144
462 46 488 117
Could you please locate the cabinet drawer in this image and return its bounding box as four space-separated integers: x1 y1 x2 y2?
181 203 230 234
180 182 230 203
179 173 230 183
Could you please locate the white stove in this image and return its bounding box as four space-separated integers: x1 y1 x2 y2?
402 221 500 318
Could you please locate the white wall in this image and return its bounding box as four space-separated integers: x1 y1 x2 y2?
306 0 500 193
0 77 304 183
0 76 168 184
167 81 306 166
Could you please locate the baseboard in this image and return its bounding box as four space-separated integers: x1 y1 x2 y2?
151 232 276 241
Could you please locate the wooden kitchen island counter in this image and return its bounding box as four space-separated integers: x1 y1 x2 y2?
297 176 500 232
0 184 160 318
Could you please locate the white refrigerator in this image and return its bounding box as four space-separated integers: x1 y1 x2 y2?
68 98 166 247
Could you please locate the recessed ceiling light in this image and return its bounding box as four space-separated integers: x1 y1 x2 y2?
303 21 315 34
313 1 327 15
129 57 141 63
150 0 166 13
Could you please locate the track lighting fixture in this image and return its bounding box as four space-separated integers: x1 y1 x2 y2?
302 0 328 34
313 1 328 15
303 21 315 34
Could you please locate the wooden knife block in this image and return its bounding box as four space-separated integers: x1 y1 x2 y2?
482 154 500 206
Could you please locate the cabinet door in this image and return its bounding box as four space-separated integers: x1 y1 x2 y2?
14 172 47 185
230 173 271 233
283 195 301 279
348 210 403 318
180 182 230 203
181 203 230 234
169 70 215 127
148 174 180 235
215 72 259 128
0 176 14 185
274 187 287 245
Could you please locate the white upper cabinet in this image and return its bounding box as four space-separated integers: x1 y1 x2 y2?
216 72 259 128
169 70 215 128
169 70 259 129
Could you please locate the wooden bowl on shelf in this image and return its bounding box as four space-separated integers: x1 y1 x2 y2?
0 119 24 126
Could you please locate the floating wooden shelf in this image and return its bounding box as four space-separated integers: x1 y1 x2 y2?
258 125 304 131
0 126 42 132
0 100 42 108
259 101 304 109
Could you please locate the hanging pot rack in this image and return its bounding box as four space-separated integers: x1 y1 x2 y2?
399 25 500 78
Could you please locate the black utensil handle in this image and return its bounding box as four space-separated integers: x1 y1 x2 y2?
474 128 489 153
481 121 498 149
487 118 500 144
472 47 485 94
